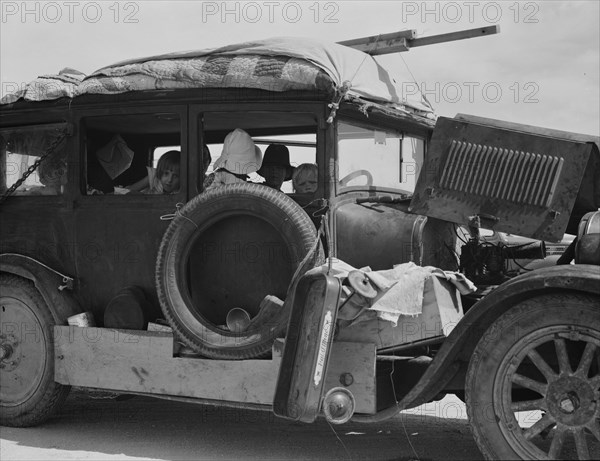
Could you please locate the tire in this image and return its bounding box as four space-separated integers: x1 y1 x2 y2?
466 293 600 460
156 183 322 359
0 274 70 427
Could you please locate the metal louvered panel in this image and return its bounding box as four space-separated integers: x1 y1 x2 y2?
439 140 564 208
410 116 594 242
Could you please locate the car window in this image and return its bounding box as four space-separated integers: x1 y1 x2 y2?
207 134 316 194
337 120 424 195
82 113 182 195
201 111 318 194
0 123 68 196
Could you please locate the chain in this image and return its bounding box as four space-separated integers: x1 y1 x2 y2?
0 130 68 205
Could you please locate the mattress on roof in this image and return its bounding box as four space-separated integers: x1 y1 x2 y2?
1 36 433 116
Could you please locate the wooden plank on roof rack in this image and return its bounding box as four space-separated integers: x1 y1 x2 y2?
409 25 500 48
339 25 500 55
337 29 417 55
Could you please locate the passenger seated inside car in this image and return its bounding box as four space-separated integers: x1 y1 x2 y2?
23 156 67 195
126 150 181 194
207 129 262 190
256 144 294 191
292 163 318 194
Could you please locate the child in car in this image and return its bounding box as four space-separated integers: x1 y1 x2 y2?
292 163 318 193
127 150 181 194
207 129 262 190
23 155 67 195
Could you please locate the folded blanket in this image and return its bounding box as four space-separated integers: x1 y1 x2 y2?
0 68 85 104
1 55 333 104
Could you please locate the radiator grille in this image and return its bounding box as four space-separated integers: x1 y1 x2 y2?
439 140 564 207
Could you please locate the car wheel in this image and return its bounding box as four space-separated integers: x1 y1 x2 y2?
0 274 70 427
466 293 600 460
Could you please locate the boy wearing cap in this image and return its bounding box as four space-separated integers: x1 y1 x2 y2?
207 129 262 190
257 144 294 191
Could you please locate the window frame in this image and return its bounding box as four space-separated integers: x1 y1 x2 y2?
189 102 326 197
75 105 188 202
335 117 427 197
0 121 72 201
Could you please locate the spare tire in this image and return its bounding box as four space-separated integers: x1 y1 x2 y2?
156 183 322 359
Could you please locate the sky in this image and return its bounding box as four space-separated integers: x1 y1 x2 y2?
1 0 599 136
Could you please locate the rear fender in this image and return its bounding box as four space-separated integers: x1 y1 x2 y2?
0 253 81 324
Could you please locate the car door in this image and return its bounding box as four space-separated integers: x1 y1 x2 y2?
73 105 187 314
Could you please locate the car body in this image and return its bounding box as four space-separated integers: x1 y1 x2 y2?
1 36 599 460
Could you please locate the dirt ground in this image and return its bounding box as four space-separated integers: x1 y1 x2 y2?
1 390 483 461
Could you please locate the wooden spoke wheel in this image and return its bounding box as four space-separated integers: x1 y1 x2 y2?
466 293 600 460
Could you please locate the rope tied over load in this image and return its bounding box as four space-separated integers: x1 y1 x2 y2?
326 80 352 124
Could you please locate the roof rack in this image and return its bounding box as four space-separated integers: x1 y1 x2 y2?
338 25 500 55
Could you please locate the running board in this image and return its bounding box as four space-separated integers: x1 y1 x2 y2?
53 326 376 414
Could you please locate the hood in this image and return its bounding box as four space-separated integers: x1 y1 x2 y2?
409 114 599 242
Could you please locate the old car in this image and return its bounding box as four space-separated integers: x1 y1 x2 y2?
1 29 599 460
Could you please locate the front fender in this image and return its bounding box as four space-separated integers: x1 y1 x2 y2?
352 264 600 422
450 264 600 363
0 253 81 324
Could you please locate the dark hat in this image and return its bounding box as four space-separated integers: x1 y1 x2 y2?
257 144 294 180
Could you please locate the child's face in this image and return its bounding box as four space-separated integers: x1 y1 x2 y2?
295 174 318 193
160 165 180 193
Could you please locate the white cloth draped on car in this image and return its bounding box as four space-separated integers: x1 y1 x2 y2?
309 259 476 325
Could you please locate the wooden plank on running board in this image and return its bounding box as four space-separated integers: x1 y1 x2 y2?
54 327 376 413
54 326 280 405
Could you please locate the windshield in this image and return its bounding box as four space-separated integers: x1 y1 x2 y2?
337 120 424 195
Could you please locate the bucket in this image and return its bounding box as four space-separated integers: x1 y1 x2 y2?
226 308 251 333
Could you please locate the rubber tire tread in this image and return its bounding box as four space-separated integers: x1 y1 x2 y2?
0 274 70 427
156 183 321 360
465 292 600 460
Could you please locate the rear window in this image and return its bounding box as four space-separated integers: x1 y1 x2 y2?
0 123 68 196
